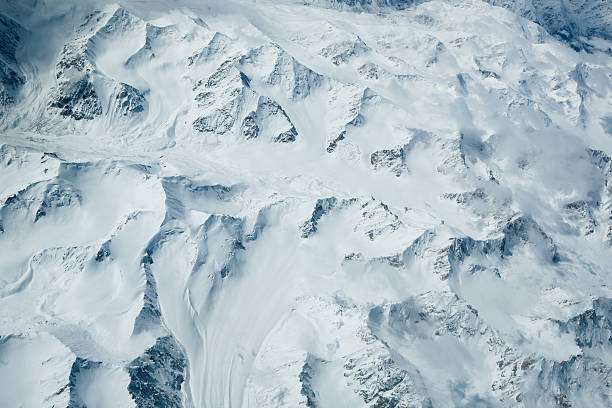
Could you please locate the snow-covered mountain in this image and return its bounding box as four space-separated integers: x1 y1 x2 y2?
0 0 611 407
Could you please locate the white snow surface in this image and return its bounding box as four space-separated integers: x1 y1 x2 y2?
1 0 612 407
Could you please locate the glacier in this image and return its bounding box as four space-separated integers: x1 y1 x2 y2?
0 0 611 407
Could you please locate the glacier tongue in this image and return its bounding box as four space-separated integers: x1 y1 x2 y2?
1 0 612 407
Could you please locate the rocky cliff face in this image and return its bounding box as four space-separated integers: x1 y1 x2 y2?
311 0 612 48
0 0 611 407
487 0 612 46
0 14 25 118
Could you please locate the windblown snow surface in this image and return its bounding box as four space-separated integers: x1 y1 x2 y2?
1 0 612 407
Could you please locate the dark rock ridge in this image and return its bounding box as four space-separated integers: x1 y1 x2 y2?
366 292 534 404
48 7 147 121
355 198 403 240
188 32 232 66
370 147 407 177
560 297 612 349
326 111 364 153
564 200 598 236
320 36 370 65
585 148 612 244
307 0 420 11
534 355 611 407
95 240 111 262
0 14 25 117
344 348 434 408
487 0 612 48
49 76 102 120
192 59 248 134
201 214 245 279
0 179 82 225
299 354 322 407
67 358 102 408
113 83 147 116
132 245 164 335
326 88 369 153
442 188 487 205
242 96 298 143
344 308 436 408
527 298 612 406
401 215 560 280
127 336 187 408
311 0 612 48
300 197 358 238
34 182 82 222
239 43 324 100
127 23 179 66
159 176 247 285
0 15 21 67
191 49 300 142
370 129 432 176
362 291 612 406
